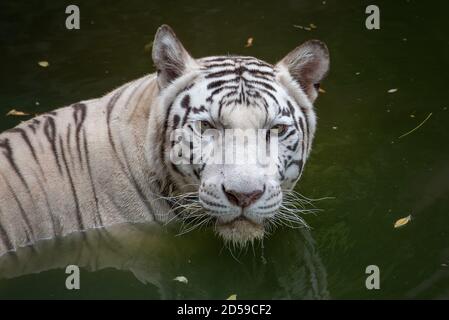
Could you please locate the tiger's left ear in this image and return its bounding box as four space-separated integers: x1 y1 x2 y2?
275 40 330 102
152 25 197 89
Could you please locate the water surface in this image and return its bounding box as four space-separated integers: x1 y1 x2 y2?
0 0 448 299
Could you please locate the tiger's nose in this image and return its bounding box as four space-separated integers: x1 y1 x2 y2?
222 185 265 208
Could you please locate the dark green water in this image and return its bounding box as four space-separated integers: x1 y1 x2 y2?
0 0 448 299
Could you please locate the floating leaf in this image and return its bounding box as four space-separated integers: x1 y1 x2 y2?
394 215 412 228
6 109 30 116
173 276 188 284
387 88 398 93
293 24 313 31
38 61 49 68
245 37 253 48
226 294 237 300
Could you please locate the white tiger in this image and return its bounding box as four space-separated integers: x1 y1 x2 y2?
0 25 329 255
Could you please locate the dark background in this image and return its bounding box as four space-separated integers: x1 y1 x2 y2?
0 0 448 299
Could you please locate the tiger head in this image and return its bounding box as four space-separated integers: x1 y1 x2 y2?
152 25 329 244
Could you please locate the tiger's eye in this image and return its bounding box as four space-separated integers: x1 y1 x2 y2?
199 121 213 133
271 124 288 135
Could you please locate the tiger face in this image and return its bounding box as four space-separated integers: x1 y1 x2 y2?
153 25 329 244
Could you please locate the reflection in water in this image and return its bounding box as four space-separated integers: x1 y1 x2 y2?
0 223 329 299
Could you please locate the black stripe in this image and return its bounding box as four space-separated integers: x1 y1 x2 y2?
104 82 162 224
205 69 240 79
256 88 280 106
207 78 239 90
198 162 206 175
159 83 193 168
201 198 227 208
8 128 45 177
245 68 275 78
298 117 307 162
287 159 303 170
123 76 153 122
192 105 207 114
206 85 239 103
286 138 299 151
258 201 281 210
119 139 160 224
0 138 31 191
202 62 235 69
43 116 63 175
171 162 185 177
202 57 234 63
32 169 58 236
58 136 84 231
218 91 239 115
0 173 35 240
66 124 75 168
244 79 276 92
282 128 296 141
172 114 180 129
181 94 192 126
277 163 285 181
27 119 40 134
299 106 310 153
0 213 14 252
106 86 128 152
192 168 200 180
160 102 174 165
73 103 87 169
244 61 274 69
8 128 37 162
83 129 103 227
287 100 300 131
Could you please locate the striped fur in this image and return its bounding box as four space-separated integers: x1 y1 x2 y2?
0 25 329 254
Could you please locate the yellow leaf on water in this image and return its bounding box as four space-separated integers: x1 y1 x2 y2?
6 109 30 116
38 61 49 67
394 215 412 228
226 294 237 300
245 37 253 48
173 276 188 284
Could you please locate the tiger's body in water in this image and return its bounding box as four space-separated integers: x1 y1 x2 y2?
0 75 172 254
0 25 329 256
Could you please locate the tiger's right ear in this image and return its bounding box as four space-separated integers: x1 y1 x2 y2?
152 25 197 89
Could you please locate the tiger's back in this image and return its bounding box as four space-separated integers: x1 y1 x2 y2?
0 74 170 255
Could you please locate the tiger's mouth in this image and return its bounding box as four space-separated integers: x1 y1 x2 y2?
215 216 265 244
